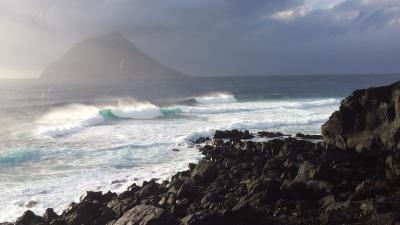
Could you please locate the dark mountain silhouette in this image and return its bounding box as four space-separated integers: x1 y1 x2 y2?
40 33 187 81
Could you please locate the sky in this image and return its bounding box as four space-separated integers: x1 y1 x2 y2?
0 0 399 78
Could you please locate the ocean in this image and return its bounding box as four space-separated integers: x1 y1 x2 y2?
0 74 399 221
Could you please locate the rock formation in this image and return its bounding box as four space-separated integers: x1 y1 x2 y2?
322 81 400 152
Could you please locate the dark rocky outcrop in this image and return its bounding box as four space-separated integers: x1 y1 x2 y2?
258 131 286 138
11 132 400 225
7 81 400 225
213 129 254 140
322 81 400 152
295 133 322 140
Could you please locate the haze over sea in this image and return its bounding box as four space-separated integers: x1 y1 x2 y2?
0 74 399 221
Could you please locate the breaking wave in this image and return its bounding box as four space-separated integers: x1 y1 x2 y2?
37 100 164 137
35 96 340 138
37 104 105 137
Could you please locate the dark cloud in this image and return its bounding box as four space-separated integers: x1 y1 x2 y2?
0 0 399 78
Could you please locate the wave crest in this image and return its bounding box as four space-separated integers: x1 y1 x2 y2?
109 99 163 119
194 92 237 104
37 99 163 137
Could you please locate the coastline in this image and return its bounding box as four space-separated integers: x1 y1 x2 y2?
4 81 400 225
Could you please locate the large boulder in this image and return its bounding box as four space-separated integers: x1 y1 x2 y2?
322 81 400 152
15 211 42 225
191 160 218 184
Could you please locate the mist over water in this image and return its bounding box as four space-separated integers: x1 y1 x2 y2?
0 75 399 221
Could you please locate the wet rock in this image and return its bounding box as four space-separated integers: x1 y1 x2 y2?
192 137 211 144
214 130 254 140
25 201 38 208
102 191 118 203
295 133 322 140
81 191 102 202
15 210 42 225
258 131 285 138
43 208 59 222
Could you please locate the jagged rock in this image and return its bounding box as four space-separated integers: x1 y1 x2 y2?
63 201 115 225
25 201 38 208
191 160 217 184
214 130 254 140
295 133 322 140
322 81 400 151
371 212 400 225
111 205 178 225
296 161 320 182
176 183 202 200
320 195 336 209
350 179 392 201
138 180 163 200
15 210 42 225
159 192 176 206
43 208 59 222
192 137 211 144
319 210 346 225
107 198 137 217
258 131 285 138
171 198 191 217
263 158 284 179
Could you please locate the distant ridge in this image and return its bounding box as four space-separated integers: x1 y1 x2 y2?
40 33 187 81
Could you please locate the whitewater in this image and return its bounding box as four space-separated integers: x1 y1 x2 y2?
1 75 399 222
0 93 340 221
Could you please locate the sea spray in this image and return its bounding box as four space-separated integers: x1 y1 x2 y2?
37 104 104 137
109 98 163 119
194 92 237 104
36 99 165 137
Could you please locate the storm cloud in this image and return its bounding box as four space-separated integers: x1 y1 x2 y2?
0 0 399 78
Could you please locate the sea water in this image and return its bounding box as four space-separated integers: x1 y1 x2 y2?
0 75 399 221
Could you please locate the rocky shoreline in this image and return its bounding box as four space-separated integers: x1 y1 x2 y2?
4 81 400 225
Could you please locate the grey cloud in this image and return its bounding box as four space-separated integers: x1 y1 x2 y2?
0 0 399 78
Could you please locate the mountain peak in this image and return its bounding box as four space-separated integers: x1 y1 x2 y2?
98 32 128 43
40 34 187 81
